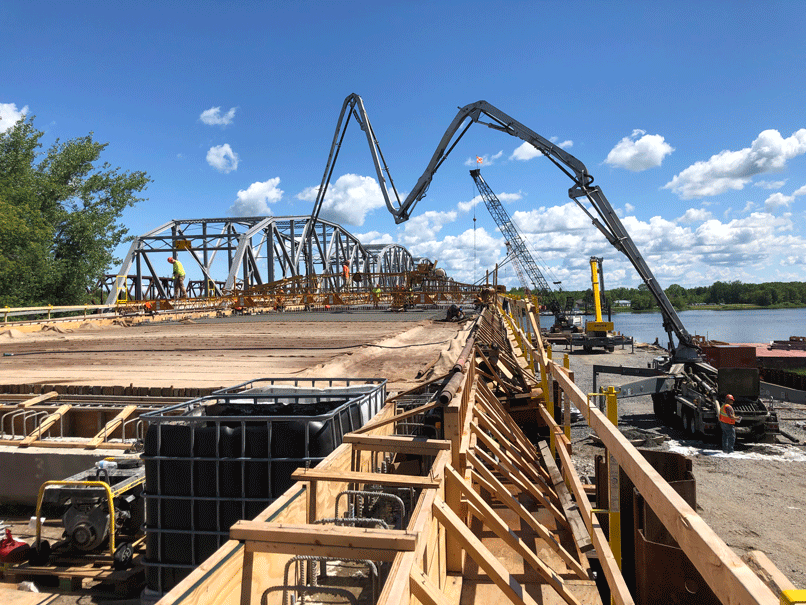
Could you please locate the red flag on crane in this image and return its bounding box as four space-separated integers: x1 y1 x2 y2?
476 156 483 164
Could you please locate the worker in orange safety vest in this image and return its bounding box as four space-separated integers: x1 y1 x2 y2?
719 394 741 454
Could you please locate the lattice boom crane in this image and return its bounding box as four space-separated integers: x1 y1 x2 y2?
470 168 573 330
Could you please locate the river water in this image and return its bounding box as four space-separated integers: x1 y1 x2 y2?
592 308 806 345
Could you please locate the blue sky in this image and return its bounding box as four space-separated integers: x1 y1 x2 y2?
3 0 806 291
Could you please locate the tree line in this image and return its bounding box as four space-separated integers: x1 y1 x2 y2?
510 280 806 311
0 116 149 308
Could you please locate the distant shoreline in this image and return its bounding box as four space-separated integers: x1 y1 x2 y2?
608 303 806 314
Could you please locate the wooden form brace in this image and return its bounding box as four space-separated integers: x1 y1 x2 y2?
447 464 588 589
465 452 586 580
512 302 780 605
230 521 416 561
86 404 137 449
20 404 72 447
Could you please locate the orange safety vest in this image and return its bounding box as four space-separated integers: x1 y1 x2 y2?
719 403 736 425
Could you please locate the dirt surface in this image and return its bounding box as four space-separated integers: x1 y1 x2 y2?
2 315 804 601
0 308 471 604
0 309 467 392
561 342 806 589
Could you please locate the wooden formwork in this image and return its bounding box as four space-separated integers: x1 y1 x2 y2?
153 302 790 605
505 297 784 605
155 308 603 605
0 393 187 449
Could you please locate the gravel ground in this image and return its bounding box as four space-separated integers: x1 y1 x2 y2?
558 341 806 588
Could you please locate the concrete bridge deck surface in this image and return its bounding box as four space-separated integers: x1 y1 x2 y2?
0 309 467 392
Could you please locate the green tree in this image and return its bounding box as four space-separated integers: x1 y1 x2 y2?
0 116 149 307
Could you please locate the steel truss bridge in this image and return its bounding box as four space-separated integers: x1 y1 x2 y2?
101 216 477 310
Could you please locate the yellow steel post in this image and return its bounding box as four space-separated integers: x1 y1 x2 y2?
544 344 555 454
564 353 570 370
606 385 622 582
781 590 806 604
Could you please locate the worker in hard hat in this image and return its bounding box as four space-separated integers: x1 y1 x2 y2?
167 257 188 299
719 394 741 454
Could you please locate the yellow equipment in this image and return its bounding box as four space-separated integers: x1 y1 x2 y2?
586 256 614 334
28 458 145 570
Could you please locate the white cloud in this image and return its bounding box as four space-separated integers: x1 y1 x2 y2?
0 102 30 133
763 192 794 212
548 136 573 149
604 129 674 171
742 201 756 213
676 208 713 224
624 203 635 214
457 191 522 213
510 142 542 161
400 210 458 247
458 195 483 213
794 184 806 197
228 177 283 216
511 202 590 234
408 227 504 285
354 231 394 245
754 179 786 190
664 128 806 199
200 106 237 126
296 173 386 226
206 144 239 173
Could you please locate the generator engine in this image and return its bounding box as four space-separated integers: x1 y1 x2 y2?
30 457 145 568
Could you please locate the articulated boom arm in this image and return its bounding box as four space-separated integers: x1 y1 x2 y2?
310 93 403 223
397 100 698 360
314 94 698 360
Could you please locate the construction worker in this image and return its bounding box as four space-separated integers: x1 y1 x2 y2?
719 394 741 454
373 285 382 309
342 263 350 291
167 257 188 299
446 304 465 321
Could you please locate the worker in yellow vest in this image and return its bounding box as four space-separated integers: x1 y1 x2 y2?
167 257 188 299
719 394 741 454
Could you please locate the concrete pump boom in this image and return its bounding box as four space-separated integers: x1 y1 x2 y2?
313 93 699 361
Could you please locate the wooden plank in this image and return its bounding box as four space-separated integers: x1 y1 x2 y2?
431 497 540 605
476 379 546 473
19 404 72 447
448 466 587 594
471 423 568 527
742 550 796 596
475 409 558 500
556 372 779 605
554 435 634 605
466 452 586 580
0 585 60 605
537 441 593 554
342 433 451 454
410 565 453 605
352 399 441 434
17 391 60 408
85 404 137 449
474 345 514 394
230 521 415 561
290 468 439 489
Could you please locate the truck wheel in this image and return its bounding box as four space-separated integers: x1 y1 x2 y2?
682 411 692 434
689 414 698 436
652 394 664 421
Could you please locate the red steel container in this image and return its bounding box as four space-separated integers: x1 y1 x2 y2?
702 345 757 368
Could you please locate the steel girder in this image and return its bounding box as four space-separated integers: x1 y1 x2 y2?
105 216 415 304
